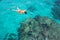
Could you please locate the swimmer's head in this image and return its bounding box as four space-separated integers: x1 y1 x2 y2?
24 11 27 14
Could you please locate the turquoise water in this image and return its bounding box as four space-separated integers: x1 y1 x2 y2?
0 0 60 40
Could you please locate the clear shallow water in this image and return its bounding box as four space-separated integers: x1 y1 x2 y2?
0 0 60 40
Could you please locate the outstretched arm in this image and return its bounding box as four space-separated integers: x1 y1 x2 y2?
16 7 20 10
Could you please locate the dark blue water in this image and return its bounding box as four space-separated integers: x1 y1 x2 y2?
0 0 60 40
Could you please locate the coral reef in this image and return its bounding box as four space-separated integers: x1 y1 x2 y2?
17 15 60 40
51 0 60 20
4 15 60 40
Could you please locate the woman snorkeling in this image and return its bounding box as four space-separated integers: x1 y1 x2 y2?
10 7 27 14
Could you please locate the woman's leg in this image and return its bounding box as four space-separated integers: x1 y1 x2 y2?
11 9 18 12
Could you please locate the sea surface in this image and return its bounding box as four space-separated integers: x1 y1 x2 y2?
0 0 60 40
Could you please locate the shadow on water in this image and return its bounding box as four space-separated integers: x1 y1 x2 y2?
27 5 37 12
51 0 60 20
0 0 2 2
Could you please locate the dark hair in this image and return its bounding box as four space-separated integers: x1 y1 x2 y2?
25 11 27 14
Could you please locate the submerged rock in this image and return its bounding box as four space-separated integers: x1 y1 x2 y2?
17 15 60 40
